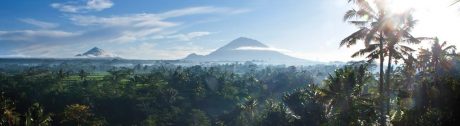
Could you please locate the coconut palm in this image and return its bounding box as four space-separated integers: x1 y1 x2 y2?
382 12 421 119
417 48 432 72
431 38 457 71
384 11 419 77
341 0 392 124
283 84 326 125
62 104 93 126
1 94 20 126
415 38 457 74
25 103 53 126
237 96 258 126
320 64 376 125
261 100 294 126
343 0 423 124
430 38 457 86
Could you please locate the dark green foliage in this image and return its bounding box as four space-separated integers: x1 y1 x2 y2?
0 63 335 125
25 103 52 126
260 100 294 126
321 64 378 125
0 46 459 126
283 84 326 126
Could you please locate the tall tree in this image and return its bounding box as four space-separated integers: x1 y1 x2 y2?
283 84 326 126
383 11 420 119
341 0 392 124
321 64 376 125
430 38 457 85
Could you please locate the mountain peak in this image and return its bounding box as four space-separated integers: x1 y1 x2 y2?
184 37 314 64
76 47 116 58
219 37 268 50
89 47 102 51
234 37 256 41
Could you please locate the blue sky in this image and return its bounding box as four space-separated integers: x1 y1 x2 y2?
1 0 459 61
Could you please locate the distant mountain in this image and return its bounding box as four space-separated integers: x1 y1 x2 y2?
184 37 318 64
75 47 118 58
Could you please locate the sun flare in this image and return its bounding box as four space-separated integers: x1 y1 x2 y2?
388 0 460 48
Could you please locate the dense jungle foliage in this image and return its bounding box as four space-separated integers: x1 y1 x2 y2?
2 0 460 125
1 51 460 126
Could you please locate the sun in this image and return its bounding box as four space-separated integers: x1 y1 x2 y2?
387 0 460 49
387 0 431 14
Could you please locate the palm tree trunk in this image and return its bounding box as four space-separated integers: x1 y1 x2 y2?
385 50 393 122
378 32 386 126
434 61 439 86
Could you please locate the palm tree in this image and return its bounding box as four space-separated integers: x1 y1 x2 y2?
415 38 457 74
382 12 421 119
237 96 258 126
25 103 53 126
341 0 392 124
430 38 457 85
261 100 294 126
321 64 376 125
1 94 20 126
62 104 95 126
283 84 326 125
431 38 457 70
343 1 422 124
416 48 432 72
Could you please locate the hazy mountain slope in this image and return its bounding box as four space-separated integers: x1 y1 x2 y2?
184 37 316 64
75 47 118 58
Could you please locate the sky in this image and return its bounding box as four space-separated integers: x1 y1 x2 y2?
0 0 459 61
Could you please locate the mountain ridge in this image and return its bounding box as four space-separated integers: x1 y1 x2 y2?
75 47 118 58
184 37 317 64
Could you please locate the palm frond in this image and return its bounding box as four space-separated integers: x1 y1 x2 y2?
344 9 358 22
441 41 447 48
365 51 380 63
364 28 378 47
356 9 375 20
351 44 379 58
349 21 369 27
450 0 460 6
402 31 420 44
399 45 416 52
340 27 369 47
443 45 456 52
415 37 434 41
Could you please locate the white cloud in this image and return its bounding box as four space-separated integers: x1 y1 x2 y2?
158 6 251 19
11 44 81 58
1 6 249 58
69 14 177 27
0 30 79 41
115 43 213 60
68 6 250 27
66 6 244 43
153 32 211 41
51 0 113 13
233 46 351 62
233 46 291 52
0 54 31 58
69 14 177 43
19 18 59 29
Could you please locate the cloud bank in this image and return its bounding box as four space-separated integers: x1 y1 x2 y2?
51 0 113 13
0 4 249 59
20 18 59 29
